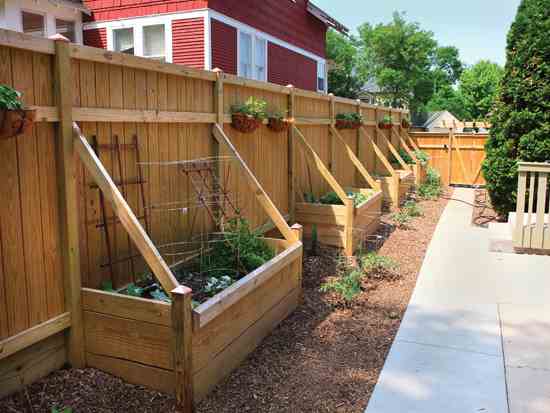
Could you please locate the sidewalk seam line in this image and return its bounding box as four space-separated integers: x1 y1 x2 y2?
497 303 512 413
395 339 501 358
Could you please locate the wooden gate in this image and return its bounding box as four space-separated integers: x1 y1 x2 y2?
410 130 488 186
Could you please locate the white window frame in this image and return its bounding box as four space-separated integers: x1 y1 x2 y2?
20 8 46 37
237 29 267 81
104 16 175 63
142 24 167 61
317 61 327 93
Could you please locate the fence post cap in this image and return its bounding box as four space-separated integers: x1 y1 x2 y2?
171 285 192 296
50 33 70 42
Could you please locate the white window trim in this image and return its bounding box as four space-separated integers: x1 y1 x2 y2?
20 8 47 37
86 11 209 67
237 29 267 81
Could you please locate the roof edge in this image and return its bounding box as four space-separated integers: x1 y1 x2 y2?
54 0 91 15
307 2 349 34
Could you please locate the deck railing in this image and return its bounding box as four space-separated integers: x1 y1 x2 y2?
514 162 550 252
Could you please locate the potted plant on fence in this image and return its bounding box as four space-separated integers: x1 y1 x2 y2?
0 85 35 140
231 97 267 134
267 109 291 133
378 115 393 130
401 116 411 129
335 113 363 130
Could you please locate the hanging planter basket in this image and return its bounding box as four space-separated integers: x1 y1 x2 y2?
378 121 393 130
401 119 411 129
231 113 262 134
336 119 362 130
267 117 290 133
0 109 36 140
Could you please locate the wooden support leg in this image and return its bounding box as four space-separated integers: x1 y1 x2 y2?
344 198 354 257
172 286 194 412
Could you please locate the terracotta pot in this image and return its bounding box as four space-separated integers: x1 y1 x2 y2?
267 117 290 133
378 122 393 130
0 109 36 140
231 113 262 134
349 121 362 130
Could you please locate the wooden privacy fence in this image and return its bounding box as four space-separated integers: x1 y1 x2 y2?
410 131 488 186
514 162 550 253
0 28 417 403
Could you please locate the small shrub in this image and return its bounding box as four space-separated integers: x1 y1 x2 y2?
403 200 423 217
320 266 364 302
360 252 399 280
317 190 373 207
392 209 412 228
51 408 72 413
418 167 443 200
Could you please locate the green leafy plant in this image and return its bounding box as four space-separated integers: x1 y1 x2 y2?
359 252 399 280
231 97 268 120
320 267 364 302
0 85 23 110
379 115 393 129
317 190 373 207
100 280 116 293
392 209 412 228
269 108 287 120
391 148 414 165
403 200 423 217
414 150 430 166
336 112 363 123
418 167 443 200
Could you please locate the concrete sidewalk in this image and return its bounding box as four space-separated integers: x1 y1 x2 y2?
365 188 550 413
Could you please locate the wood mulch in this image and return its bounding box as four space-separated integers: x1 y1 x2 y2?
0 189 451 413
472 188 503 227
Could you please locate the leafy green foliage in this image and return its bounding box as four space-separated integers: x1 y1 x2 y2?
203 275 234 296
100 280 116 293
379 115 392 126
391 148 414 165
357 12 463 114
414 150 430 166
336 112 363 123
392 210 412 228
403 200 423 217
326 30 364 98
314 190 373 207
418 167 443 200
320 253 399 302
483 0 550 216
459 61 504 120
0 85 23 110
231 97 268 120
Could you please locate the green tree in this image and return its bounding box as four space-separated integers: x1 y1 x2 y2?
357 12 437 111
483 0 550 216
459 61 504 120
424 85 468 120
326 30 363 98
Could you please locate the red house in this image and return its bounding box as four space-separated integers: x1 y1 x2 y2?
82 0 347 92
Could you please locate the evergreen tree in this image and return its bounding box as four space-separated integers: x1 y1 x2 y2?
483 0 550 215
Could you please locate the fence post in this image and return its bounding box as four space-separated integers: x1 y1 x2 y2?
447 127 454 185
329 93 336 173
54 38 86 368
356 99 362 186
374 106 379 174
172 285 194 412
213 68 224 228
287 85 296 224
344 197 354 257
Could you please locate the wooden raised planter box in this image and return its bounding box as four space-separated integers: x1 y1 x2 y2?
81 237 303 402
413 162 428 187
296 188 383 253
377 170 415 209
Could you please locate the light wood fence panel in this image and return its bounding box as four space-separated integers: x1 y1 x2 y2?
411 131 488 186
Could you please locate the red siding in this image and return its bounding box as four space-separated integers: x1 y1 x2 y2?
83 1 207 21
172 18 205 69
211 19 237 74
83 27 107 49
208 0 326 57
268 42 317 91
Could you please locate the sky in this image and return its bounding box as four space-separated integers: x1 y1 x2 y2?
313 0 522 66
